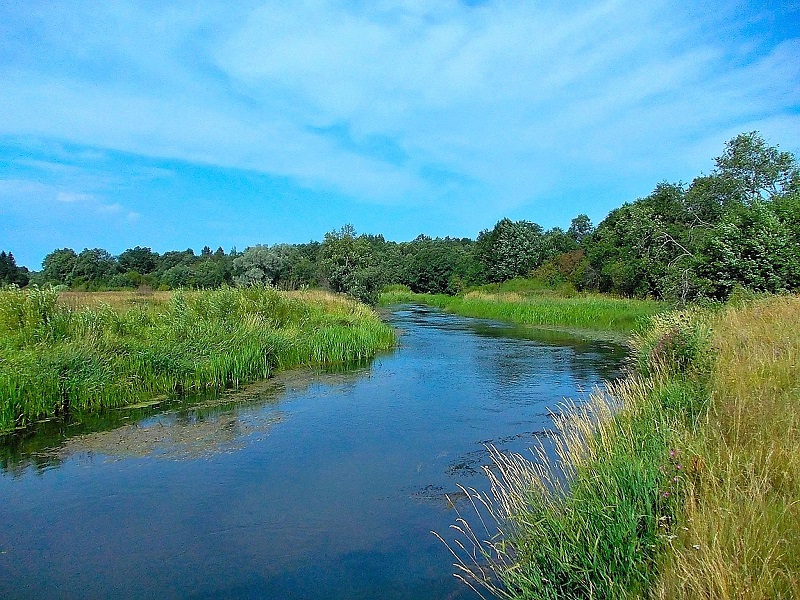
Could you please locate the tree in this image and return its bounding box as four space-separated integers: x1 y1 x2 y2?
232 245 291 287
72 248 117 287
699 202 800 298
542 227 579 259
155 249 196 280
401 237 473 294
118 246 159 275
41 248 78 286
190 260 226 288
475 219 546 282
715 131 800 205
567 214 594 243
0 251 29 286
318 225 381 304
161 264 192 288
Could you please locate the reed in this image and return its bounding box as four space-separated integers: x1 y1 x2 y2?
442 297 799 599
0 286 395 433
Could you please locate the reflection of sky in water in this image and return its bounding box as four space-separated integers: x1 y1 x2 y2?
0 305 626 600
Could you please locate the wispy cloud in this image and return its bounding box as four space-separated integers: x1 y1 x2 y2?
56 191 95 203
0 0 798 265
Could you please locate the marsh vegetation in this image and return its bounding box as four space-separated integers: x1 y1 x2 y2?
0 286 394 433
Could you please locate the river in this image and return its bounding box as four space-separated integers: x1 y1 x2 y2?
0 305 626 599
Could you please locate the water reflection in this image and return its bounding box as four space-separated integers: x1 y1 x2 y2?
0 366 375 476
0 305 626 600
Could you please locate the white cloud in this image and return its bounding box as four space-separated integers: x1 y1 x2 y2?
97 203 123 214
0 0 797 214
0 177 139 221
56 191 95 203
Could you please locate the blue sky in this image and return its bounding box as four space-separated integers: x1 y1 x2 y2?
1 0 798 269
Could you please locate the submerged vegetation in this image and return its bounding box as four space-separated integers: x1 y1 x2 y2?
444 294 800 599
0 285 394 434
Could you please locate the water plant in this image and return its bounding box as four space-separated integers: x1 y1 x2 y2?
0 285 395 433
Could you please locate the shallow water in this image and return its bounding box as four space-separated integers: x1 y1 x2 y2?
0 305 626 599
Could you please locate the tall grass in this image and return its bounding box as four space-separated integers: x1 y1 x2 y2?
0 286 394 433
381 284 665 333
440 308 712 599
442 296 799 599
654 295 800 599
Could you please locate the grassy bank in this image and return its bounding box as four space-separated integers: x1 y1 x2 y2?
0 286 395 433
446 295 799 599
381 282 665 334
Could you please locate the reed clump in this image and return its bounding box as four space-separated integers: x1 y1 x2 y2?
442 296 799 599
0 285 395 433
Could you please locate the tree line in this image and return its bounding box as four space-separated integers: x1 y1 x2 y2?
3 132 798 304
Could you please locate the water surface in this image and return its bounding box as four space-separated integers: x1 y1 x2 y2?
0 306 626 599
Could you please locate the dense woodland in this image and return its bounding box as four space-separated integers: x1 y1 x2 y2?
3 132 798 304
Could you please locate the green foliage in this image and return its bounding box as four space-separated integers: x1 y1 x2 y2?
318 225 383 305
582 133 800 302
0 251 29 287
631 309 713 381
399 235 475 294
24 131 800 303
232 244 291 287
0 286 394 433
532 249 589 289
714 131 800 204
698 201 800 297
567 213 594 242
40 248 78 286
476 218 546 282
118 246 158 275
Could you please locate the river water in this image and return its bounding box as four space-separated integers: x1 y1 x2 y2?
0 305 626 599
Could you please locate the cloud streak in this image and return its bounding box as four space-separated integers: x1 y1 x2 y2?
0 0 798 265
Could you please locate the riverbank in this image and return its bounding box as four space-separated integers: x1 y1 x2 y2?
380 283 665 335
0 286 395 433
448 294 799 599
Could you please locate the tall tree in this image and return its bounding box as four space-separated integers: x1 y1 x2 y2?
715 131 800 205
118 246 159 275
233 244 292 287
318 225 381 304
0 251 29 286
476 218 546 282
72 248 117 287
41 248 78 286
567 214 594 243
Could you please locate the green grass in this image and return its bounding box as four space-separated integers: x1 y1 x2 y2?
442 296 800 600
0 286 395 433
381 281 666 334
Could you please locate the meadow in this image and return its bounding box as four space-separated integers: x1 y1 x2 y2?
0 286 395 433
444 294 800 599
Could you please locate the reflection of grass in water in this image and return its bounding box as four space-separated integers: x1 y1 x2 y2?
380 286 665 334
0 363 379 474
0 286 395 434
55 410 286 461
441 297 800 600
